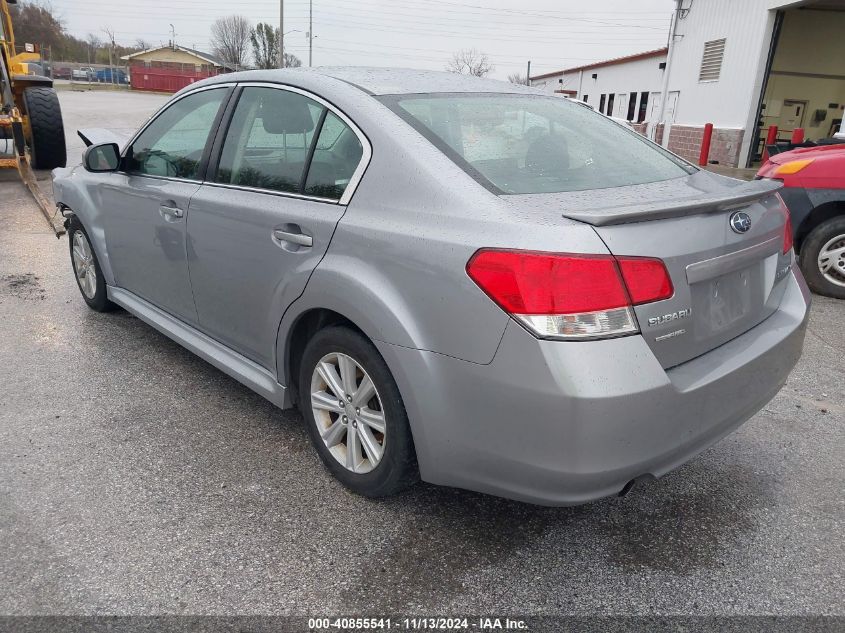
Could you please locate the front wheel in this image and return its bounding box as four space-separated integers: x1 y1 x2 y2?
68 219 116 312
799 216 845 299
299 326 419 497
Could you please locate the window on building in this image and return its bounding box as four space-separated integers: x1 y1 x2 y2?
583 94 588 103
699 38 726 82
607 94 615 117
627 93 638 121
638 92 649 123
599 94 606 114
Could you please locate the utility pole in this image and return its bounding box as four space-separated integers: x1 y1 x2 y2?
169 24 176 49
308 0 313 67
526 60 530 86
279 0 285 68
652 0 682 145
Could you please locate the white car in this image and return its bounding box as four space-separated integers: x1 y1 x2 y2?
72 67 94 81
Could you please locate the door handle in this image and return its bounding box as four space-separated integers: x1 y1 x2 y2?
159 205 184 220
273 229 312 247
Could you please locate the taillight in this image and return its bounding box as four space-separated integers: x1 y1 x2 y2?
776 193 794 254
466 249 673 340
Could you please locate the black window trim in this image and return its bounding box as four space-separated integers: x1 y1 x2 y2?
202 81 373 205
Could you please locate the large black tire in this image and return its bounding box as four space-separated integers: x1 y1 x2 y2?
299 326 419 497
799 216 845 300
68 217 117 312
23 86 67 170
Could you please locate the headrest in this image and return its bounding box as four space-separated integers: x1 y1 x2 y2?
260 90 316 135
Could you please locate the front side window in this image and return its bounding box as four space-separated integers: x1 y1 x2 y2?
127 88 227 180
382 93 694 195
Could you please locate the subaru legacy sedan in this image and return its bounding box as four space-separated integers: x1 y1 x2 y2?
52 68 810 506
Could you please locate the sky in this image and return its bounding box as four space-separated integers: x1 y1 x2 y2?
48 0 675 79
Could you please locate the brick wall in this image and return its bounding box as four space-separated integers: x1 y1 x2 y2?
666 125 745 167
626 123 745 167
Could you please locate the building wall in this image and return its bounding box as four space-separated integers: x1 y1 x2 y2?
530 53 667 121
129 48 210 66
664 0 810 164
576 54 667 120
667 0 775 129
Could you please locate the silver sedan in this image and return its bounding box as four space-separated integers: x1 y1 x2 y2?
52 68 810 505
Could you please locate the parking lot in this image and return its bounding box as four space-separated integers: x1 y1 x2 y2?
0 90 843 618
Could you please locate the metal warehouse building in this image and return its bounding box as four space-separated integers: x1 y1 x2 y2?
530 0 845 167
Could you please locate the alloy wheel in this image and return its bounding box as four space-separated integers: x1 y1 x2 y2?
309 352 387 474
72 231 97 299
817 233 845 288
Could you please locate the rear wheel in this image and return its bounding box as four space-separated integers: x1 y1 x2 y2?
799 216 845 299
23 86 67 170
299 326 418 497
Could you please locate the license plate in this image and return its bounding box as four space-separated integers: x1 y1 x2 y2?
708 267 753 333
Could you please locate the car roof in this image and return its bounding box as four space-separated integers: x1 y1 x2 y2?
192 67 543 97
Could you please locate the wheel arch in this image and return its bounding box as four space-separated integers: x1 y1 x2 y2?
53 175 117 286
282 307 365 407
795 199 845 254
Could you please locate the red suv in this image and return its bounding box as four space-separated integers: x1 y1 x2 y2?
758 143 845 298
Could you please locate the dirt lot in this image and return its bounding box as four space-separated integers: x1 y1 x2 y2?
0 90 843 621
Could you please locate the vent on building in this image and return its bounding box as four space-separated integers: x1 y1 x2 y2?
699 38 726 82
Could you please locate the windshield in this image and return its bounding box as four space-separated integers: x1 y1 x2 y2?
381 93 695 195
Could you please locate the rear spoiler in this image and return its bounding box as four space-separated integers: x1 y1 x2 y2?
78 128 130 148
562 178 783 226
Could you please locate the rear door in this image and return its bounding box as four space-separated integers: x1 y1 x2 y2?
186 84 368 370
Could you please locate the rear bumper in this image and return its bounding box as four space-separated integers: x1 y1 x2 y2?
377 268 810 506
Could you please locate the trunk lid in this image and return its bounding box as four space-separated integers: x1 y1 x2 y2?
503 171 792 368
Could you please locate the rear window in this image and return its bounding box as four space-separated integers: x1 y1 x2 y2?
381 93 694 194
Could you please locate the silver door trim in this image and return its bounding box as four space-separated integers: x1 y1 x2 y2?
685 236 781 284
107 285 289 408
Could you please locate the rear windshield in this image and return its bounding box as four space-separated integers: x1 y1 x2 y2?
381 93 694 194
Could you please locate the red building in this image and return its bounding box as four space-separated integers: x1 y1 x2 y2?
121 45 235 93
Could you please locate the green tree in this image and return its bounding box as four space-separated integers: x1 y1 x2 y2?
251 23 301 69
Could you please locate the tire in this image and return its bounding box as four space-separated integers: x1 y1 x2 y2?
299 326 419 497
23 86 67 170
798 216 845 300
68 218 116 312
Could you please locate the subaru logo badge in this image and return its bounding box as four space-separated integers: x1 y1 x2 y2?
730 211 752 234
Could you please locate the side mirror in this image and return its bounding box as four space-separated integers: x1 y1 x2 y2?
83 142 120 172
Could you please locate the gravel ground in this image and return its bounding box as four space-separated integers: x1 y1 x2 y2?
0 91 843 619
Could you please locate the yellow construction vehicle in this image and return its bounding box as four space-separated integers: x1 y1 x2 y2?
0 0 66 235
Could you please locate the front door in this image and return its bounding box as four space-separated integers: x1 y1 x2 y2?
100 86 231 323
778 99 807 139
187 85 367 369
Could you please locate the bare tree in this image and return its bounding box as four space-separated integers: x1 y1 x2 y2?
134 38 151 51
85 33 100 55
446 48 493 77
507 72 527 85
284 52 302 68
210 15 251 68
